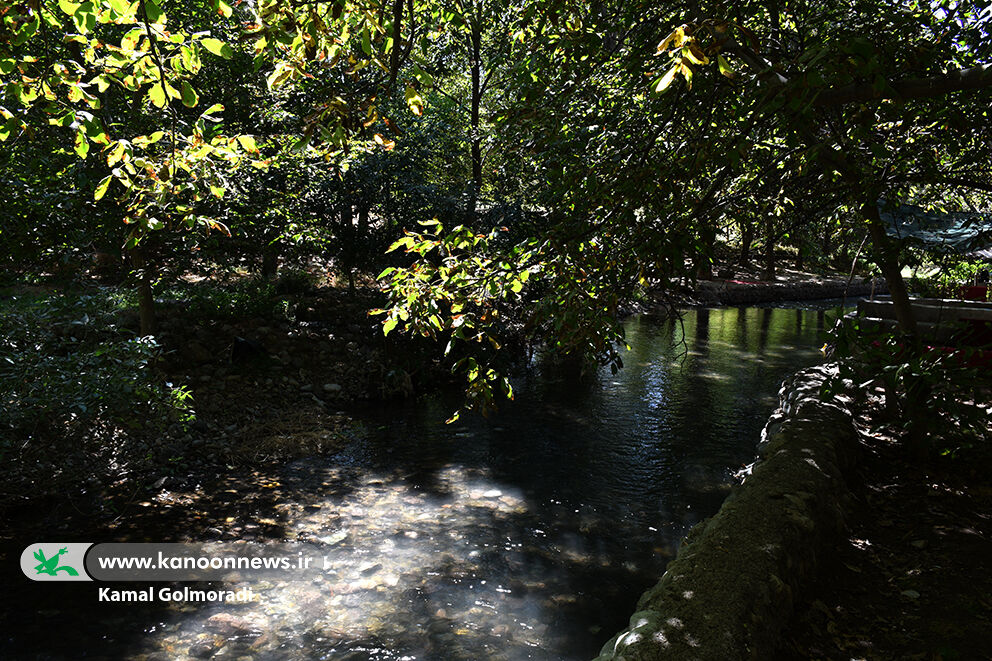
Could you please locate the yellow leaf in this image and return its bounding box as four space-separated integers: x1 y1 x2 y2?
94 175 112 200
718 55 737 79
148 82 166 108
653 66 678 94
684 42 709 65
404 85 424 116
237 135 259 153
656 26 686 53
373 133 396 150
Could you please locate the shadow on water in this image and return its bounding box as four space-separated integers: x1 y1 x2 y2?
0 304 849 660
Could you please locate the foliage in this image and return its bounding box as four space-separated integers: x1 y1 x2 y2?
828 316 991 456
372 220 537 418
158 277 290 321
3 0 992 418
909 258 990 300
0 289 193 497
1 0 265 249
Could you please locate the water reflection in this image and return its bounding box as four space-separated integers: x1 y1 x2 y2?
1 305 849 660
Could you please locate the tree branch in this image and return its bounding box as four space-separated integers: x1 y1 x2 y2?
816 64 992 106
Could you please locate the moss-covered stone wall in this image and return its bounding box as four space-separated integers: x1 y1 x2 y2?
595 365 859 660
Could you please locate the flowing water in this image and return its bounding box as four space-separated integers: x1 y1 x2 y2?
2 304 847 660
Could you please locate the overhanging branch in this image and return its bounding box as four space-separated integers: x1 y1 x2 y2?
817 64 992 106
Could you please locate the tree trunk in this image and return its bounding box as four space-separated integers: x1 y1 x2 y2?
468 15 483 222
341 204 355 292
739 221 753 266
696 221 715 280
762 216 775 280
130 247 156 336
864 202 917 337
262 238 279 278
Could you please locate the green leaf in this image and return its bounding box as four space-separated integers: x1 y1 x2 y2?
84 118 109 145
58 0 81 15
180 80 199 108
72 2 97 34
410 65 434 87
212 0 233 18
74 129 89 158
236 135 258 153
361 27 371 55
0 59 15 75
383 316 399 335
717 55 737 79
108 0 132 16
148 82 167 108
387 236 414 253
13 13 40 44
201 38 233 59
144 0 166 25
94 175 112 201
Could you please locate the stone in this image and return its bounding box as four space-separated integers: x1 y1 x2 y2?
323 383 343 393
359 562 382 576
188 641 219 658
187 342 213 365
205 613 262 637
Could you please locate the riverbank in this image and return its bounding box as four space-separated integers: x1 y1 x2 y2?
597 361 992 660
596 365 860 660
0 280 453 520
676 267 887 307
775 401 992 659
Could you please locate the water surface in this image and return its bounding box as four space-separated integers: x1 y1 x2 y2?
2 305 843 660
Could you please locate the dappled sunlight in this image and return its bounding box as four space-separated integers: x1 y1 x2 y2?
126 463 632 659
3 305 843 660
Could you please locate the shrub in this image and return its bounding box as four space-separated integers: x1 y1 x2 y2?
0 289 193 503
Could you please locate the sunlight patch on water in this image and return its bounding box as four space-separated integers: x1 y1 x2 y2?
132 464 616 660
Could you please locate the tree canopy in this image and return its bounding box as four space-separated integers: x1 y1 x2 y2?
3 0 991 408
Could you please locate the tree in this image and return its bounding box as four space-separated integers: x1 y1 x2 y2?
5 0 991 410
2 0 264 332
365 0 991 410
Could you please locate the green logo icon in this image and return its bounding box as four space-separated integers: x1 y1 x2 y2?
33 547 79 577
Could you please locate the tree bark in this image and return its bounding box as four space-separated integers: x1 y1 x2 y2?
816 64 992 107
864 202 917 337
762 216 775 280
341 204 355 292
696 221 715 280
130 247 156 336
739 221 753 266
467 14 483 222
261 234 279 278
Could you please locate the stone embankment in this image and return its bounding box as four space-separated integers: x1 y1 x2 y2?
690 277 887 306
595 364 859 661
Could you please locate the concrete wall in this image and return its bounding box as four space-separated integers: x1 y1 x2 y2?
595 365 859 660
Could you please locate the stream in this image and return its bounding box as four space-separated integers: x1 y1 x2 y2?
2 303 847 660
